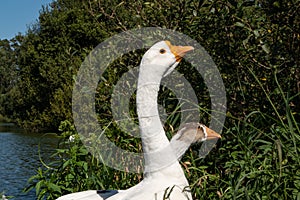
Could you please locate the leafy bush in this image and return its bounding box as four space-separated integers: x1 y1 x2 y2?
24 120 142 199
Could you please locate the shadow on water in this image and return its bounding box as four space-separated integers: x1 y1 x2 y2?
0 123 59 200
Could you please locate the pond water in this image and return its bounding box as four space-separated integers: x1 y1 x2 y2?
0 123 59 200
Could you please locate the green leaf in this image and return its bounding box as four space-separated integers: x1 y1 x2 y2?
35 180 43 196
235 22 245 27
62 160 71 170
48 183 61 193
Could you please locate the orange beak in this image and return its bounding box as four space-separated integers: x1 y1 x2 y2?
165 41 194 62
205 127 221 140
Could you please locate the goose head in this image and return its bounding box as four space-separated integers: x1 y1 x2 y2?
140 41 194 78
172 122 221 144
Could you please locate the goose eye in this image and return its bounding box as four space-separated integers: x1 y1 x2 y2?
159 48 166 54
197 126 202 131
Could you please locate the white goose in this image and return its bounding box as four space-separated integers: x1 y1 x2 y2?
57 41 221 200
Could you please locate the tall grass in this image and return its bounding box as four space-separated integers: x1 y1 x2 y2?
184 68 300 199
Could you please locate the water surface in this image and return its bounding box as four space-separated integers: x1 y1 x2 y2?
0 123 59 199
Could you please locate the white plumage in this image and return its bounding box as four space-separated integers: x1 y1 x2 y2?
57 41 220 200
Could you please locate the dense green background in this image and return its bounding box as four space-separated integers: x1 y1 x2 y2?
1 0 299 199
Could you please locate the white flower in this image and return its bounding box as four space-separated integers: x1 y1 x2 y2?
68 135 75 142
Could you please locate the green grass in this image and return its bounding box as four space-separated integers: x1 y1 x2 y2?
182 69 300 199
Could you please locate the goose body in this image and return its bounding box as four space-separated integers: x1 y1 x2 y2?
57 41 220 200
57 123 220 200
